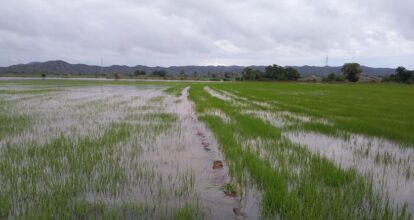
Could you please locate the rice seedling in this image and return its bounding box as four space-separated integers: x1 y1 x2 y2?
1 79 413 219
0 81 243 219
189 83 413 219
220 182 239 197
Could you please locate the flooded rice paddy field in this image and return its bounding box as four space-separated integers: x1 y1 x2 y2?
0 82 256 219
0 80 413 219
190 83 414 219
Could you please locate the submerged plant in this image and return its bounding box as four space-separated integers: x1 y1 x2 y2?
220 182 239 197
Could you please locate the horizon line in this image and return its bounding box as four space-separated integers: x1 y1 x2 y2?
0 60 401 69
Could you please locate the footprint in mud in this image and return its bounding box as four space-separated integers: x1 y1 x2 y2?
202 142 211 151
202 141 210 150
212 160 224 169
197 130 211 151
197 131 206 138
233 208 247 218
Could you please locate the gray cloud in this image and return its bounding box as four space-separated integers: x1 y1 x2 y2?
1 0 413 68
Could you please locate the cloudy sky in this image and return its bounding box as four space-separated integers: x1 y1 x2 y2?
1 0 413 68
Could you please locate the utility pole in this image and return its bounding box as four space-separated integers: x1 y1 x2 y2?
100 58 103 75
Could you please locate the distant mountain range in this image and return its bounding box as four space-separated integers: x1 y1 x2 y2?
0 60 396 76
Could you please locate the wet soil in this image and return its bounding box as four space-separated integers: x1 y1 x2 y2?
162 87 260 219
287 132 414 215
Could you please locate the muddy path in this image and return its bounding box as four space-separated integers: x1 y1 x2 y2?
164 87 259 219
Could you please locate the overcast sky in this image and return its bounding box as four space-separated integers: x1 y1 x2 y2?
1 0 413 68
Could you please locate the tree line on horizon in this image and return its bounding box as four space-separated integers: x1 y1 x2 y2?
240 63 413 83
32 62 413 83
131 63 414 83
384 67 414 83
240 63 360 82
241 65 301 81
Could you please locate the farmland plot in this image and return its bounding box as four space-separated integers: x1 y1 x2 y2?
1 80 413 220
189 84 413 219
0 83 257 219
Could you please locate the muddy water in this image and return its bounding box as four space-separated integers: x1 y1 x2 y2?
0 84 259 219
204 86 232 101
163 87 259 219
200 86 414 217
287 132 414 214
211 90 414 216
0 86 164 147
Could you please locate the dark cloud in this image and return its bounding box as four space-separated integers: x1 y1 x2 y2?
1 0 413 68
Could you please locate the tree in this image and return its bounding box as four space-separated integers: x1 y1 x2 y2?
179 70 188 79
114 73 120 80
265 64 286 80
264 65 300 80
323 72 337 82
152 70 167 77
327 73 336 81
158 70 166 77
254 70 262 79
224 72 232 79
241 67 255 80
342 63 362 82
41 73 46 79
134 70 146 77
285 67 300 80
336 75 345 82
394 66 413 83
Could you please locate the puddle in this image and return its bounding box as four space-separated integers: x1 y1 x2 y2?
279 111 331 125
250 101 272 108
200 109 231 124
204 86 232 101
242 110 285 128
241 109 332 129
203 87 254 109
0 86 163 147
287 131 414 214
220 90 248 101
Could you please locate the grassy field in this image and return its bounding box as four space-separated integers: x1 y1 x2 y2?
0 79 413 219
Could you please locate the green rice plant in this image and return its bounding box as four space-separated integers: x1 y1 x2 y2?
189 84 411 220
1 79 413 219
220 182 239 197
172 204 204 220
207 82 414 146
0 83 205 219
0 100 30 139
